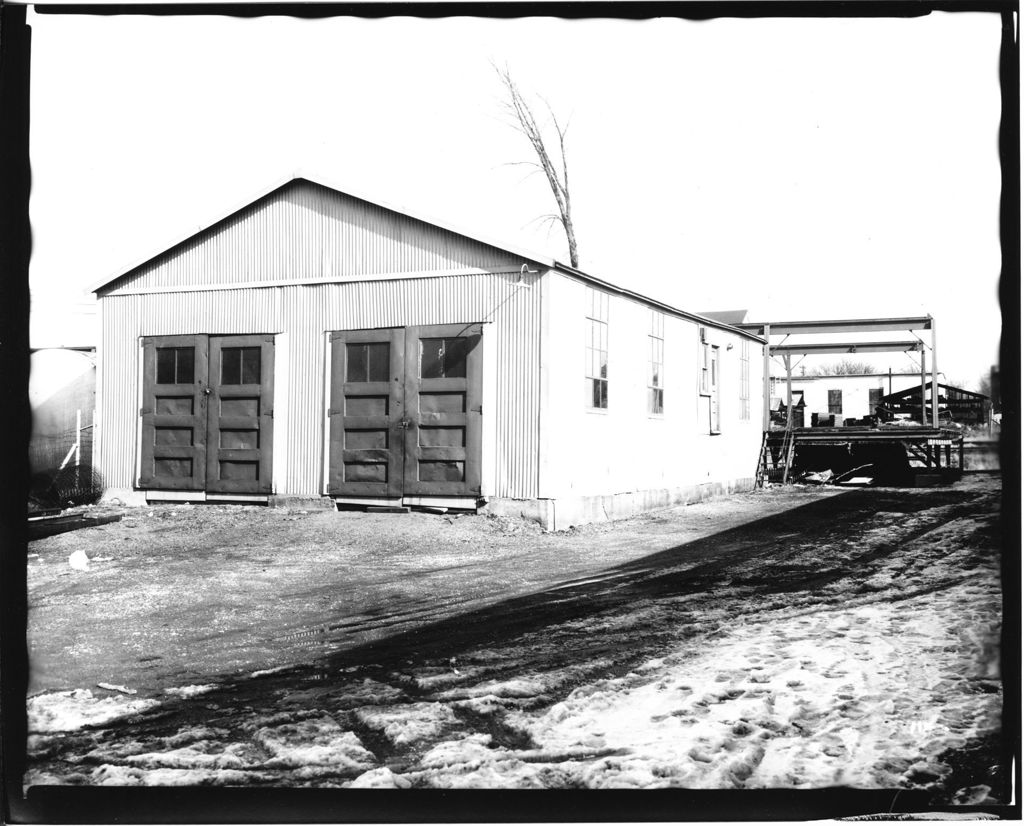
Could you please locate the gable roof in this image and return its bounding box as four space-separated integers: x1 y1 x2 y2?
89 172 557 296
89 173 764 343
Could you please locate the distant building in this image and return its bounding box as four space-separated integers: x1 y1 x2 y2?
90 176 766 529
879 382 991 426
772 372 947 423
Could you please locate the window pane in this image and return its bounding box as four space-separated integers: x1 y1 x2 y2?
176 349 195 384
443 338 468 378
650 388 664 414
222 347 258 386
221 348 241 385
421 337 467 379
157 348 176 384
828 389 843 414
346 343 388 383
157 347 194 384
346 344 367 383
367 343 389 382
240 347 261 384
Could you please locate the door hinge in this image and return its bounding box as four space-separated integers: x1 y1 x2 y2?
139 407 151 416
328 408 341 416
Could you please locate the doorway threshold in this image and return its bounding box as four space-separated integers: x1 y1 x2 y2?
144 491 269 505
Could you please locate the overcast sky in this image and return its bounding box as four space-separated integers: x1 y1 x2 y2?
27 8 1004 386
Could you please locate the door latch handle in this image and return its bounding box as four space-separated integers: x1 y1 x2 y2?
202 387 212 396
398 417 411 429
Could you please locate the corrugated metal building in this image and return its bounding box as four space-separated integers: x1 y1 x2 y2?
93 176 766 530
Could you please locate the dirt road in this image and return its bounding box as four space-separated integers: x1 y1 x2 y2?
23 477 1005 803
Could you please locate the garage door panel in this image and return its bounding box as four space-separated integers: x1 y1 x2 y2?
206 335 275 494
403 323 482 497
140 335 209 491
328 328 405 498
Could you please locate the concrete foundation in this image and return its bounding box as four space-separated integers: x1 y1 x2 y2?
487 478 755 532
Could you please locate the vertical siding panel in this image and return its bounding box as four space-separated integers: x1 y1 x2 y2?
109 182 524 294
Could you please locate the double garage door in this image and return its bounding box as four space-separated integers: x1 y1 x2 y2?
139 324 482 499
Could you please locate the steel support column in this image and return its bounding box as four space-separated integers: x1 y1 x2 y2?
784 353 793 430
931 316 939 428
920 348 927 426
762 323 771 431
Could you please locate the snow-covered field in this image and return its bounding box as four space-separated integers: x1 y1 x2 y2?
23 478 1004 803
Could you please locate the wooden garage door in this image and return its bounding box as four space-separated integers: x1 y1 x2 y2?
139 334 274 493
328 324 482 499
403 324 483 497
328 328 406 498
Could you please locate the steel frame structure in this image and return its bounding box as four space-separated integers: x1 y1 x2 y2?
735 316 939 429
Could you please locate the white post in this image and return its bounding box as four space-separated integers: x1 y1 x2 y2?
920 348 927 426
784 354 793 430
930 317 939 428
762 323 771 431
75 409 82 468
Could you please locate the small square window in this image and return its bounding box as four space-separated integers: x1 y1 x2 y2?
156 347 195 385
346 342 390 383
420 338 468 379
222 347 261 385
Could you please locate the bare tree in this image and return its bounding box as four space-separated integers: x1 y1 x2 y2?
495 64 579 268
810 359 877 376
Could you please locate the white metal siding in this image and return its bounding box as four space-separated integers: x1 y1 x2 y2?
105 181 522 294
96 274 541 498
538 271 765 500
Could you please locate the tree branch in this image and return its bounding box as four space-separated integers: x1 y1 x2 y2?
494 63 579 267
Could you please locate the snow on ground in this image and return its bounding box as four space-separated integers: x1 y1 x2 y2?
401 510 1001 790
163 684 217 698
397 579 998 789
27 689 159 734
23 480 1003 798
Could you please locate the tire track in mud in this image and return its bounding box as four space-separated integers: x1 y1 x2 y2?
25 482 1003 793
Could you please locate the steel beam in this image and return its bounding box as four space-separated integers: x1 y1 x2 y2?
736 317 933 336
770 340 923 356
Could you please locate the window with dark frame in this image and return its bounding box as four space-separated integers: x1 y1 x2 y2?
221 346 261 385
828 389 843 414
156 347 195 385
346 342 390 383
648 310 664 414
420 337 468 380
585 287 609 409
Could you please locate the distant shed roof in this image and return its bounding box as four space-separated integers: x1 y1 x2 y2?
699 310 749 325
90 174 764 343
